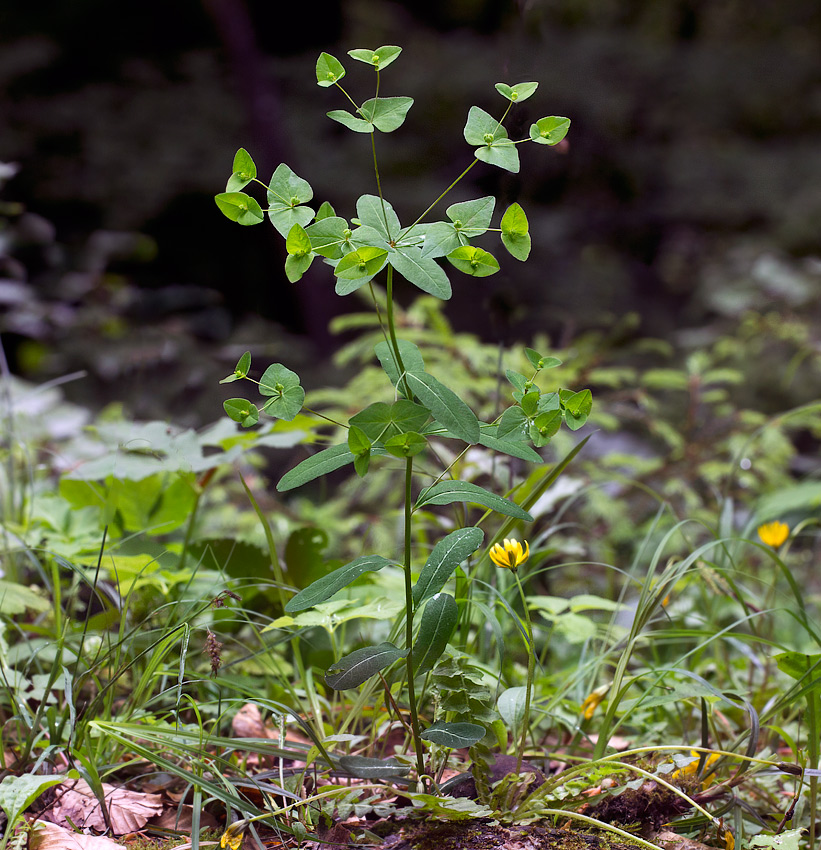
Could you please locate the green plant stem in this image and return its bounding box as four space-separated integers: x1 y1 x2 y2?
512 570 535 776
400 159 479 242
402 456 426 784
385 266 411 399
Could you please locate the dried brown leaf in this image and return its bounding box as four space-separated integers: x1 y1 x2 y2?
231 704 271 739
30 821 122 850
48 779 163 835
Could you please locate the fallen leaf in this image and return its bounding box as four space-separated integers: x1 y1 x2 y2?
30 821 122 850
231 704 271 739
148 804 218 832
656 830 716 850
47 779 163 834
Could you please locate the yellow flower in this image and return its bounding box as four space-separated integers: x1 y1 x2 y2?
489 538 530 572
581 683 610 720
220 820 248 850
672 750 720 787
757 521 789 548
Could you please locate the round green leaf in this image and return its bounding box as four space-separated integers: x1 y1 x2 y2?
214 192 264 226
316 52 346 87
497 686 527 731
284 252 313 283
259 363 304 420
223 398 259 428
347 46 402 70
446 246 500 277
529 409 562 447
225 147 257 192
530 116 571 145
384 431 427 458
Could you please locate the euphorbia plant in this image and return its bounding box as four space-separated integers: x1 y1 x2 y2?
216 46 590 786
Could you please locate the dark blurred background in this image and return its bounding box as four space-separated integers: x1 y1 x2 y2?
2 0 821 423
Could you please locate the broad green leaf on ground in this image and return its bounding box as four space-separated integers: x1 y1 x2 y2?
748 830 803 850
285 555 395 612
404 371 479 443
259 363 305 420
446 246 499 277
316 52 345 86
497 686 527 731
214 192 264 226
414 593 459 674
416 480 533 521
0 580 50 615
405 793 494 821
226 148 256 192
389 247 452 300
500 203 531 261
494 82 538 102
338 756 411 778
530 116 571 145
277 444 355 491
267 164 315 237
325 642 407 689
359 97 414 132
413 527 484 605
347 46 402 70
0 772 71 823
420 721 486 748
356 194 402 243
223 398 259 428
374 339 425 395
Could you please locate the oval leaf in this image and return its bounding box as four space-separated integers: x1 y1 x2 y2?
497 686 527 731
277 444 355 492
413 527 484 605
420 721 485 749
405 371 479 444
414 593 458 674
325 642 407 690
415 480 533 522
338 756 411 778
285 554 394 613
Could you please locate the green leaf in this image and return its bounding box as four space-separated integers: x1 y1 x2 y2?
334 247 390 294
494 82 538 103
416 480 533 521
530 116 571 145
497 686 527 731
405 371 479 444
463 106 505 146
419 222 463 259
316 52 346 87
530 409 562 446
284 252 313 283
223 398 259 428
404 793 493 820
748 830 803 850
267 164 315 237
325 642 407 689
420 721 486 748
0 580 49 615
413 527 484 605
315 201 336 220
277 444 355 492
214 192 265 226
285 223 312 256
226 147 257 192
360 97 414 132
349 399 429 441
414 593 458 674
562 389 592 430
525 349 561 370
285 554 394 612
500 202 531 261
356 194 402 243
374 339 426 395
389 247 452 300
0 773 73 824
447 196 495 236
219 351 251 383
497 406 528 439
446 246 499 277
478 429 543 463
259 363 305 420
347 425 372 456
347 45 402 70
338 756 411 778
305 216 349 259
327 109 374 133
384 431 427 458
475 139 520 173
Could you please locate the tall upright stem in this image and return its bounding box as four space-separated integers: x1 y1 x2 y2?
403 456 426 783
513 571 535 776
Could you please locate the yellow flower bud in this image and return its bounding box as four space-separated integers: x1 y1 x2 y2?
757 521 789 548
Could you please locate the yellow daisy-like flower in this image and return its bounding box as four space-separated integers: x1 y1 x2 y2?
672 750 720 787
489 538 530 572
220 820 248 850
757 520 789 549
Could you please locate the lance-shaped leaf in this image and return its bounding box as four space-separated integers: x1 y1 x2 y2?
338 756 411 778
389 247 452 300
414 593 458 674
478 428 543 464
420 722 486 748
413 527 484 605
285 554 394 612
325 642 407 689
347 45 402 71
316 52 345 87
374 339 425 396
277 444 355 492
214 192 264 226
530 116 571 145
500 203 531 261
360 97 414 132
447 246 499 277
405 371 479 444
416 480 533 521
226 148 257 192
220 351 251 384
